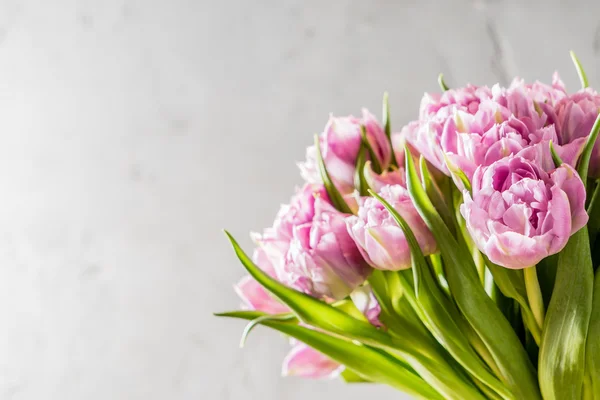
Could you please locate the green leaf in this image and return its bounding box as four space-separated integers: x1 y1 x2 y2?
585 268 600 398
429 253 451 296
218 311 443 400
539 227 594 400
360 125 382 174
240 313 296 347
537 254 559 308
420 156 457 236
570 50 589 89
404 147 542 400
224 231 484 400
587 180 600 246
341 369 369 383
576 112 600 183
314 135 353 214
382 92 398 167
369 270 432 342
484 261 541 345
354 145 370 196
438 73 450 91
549 140 564 168
444 153 472 194
370 190 512 400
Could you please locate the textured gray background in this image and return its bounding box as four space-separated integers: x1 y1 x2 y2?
0 0 598 399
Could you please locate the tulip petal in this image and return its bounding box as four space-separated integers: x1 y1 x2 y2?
282 344 343 379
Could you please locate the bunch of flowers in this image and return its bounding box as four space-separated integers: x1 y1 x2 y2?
216 52 600 399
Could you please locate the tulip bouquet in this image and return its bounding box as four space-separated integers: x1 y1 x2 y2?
215 52 600 400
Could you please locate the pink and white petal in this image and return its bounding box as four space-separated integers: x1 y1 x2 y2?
485 232 546 269
282 344 343 379
234 276 289 314
556 137 587 168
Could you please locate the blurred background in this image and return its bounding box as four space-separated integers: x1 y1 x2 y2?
0 0 598 399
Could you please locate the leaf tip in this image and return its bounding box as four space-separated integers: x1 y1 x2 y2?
438 73 449 91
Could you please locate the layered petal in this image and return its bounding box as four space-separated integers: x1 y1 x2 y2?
461 155 588 269
347 184 437 271
282 344 343 379
299 110 391 187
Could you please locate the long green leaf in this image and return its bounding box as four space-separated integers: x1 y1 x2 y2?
585 268 600 397
224 231 483 400
438 73 450 91
587 180 600 246
485 261 541 345
314 135 353 214
576 112 600 183
420 156 457 236
382 92 398 167
354 146 370 196
570 50 589 89
360 125 382 174
369 270 434 345
539 227 594 400
404 147 542 400
549 140 564 168
217 311 442 400
537 254 559 308
371 190 512 400
341 369 369 383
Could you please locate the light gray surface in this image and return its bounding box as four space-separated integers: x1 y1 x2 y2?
0 0 598 399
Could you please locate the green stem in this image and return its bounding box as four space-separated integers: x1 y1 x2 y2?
524 266 545 331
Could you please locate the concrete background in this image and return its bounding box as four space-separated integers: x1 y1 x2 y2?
0 0 598 399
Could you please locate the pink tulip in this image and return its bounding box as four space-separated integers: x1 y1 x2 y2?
419 84 493 120
350 283 382 327
363 160 406 193
405 75 580 181
252 183 371 300
346 185 437 271
491 75 567 124
461 155 588 269
234 246 291 315
235 247 381 381
283 197 372 300
299 110 392 187
555 89 600 178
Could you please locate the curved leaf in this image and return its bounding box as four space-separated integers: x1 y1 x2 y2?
382 92 398 167
354 145 370 196
438 73 450 91
570 50 589 89
585 268 600 397
539 227 594 400
314 135 353 214
341 369 369 383
420 156 457 236
577 112 600 183
218 311 443 400
404 147 541 400
587 180 600 246
371 190 512 400
360 125 382 174
549 140 564 168
224 231 484 400
484 261 541 345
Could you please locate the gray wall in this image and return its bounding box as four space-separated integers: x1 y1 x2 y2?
0 0 598 399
